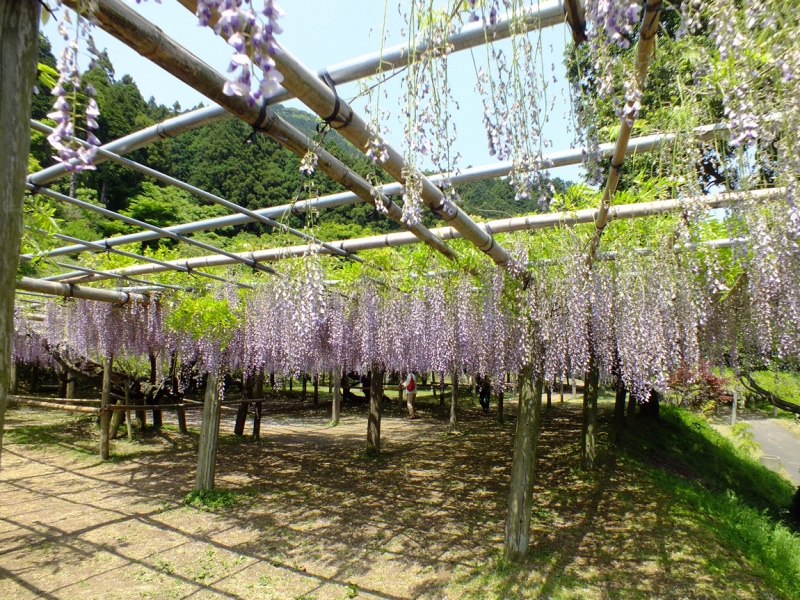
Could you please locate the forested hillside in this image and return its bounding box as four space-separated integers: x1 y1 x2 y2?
31 35 569 257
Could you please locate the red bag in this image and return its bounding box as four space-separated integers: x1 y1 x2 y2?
406 376 416 392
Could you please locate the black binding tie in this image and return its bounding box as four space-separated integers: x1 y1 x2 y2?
317 70 353 132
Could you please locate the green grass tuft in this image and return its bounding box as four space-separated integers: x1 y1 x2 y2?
184 489 240 511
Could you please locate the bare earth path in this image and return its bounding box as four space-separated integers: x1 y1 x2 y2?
0 398 780 599
741 415 800 485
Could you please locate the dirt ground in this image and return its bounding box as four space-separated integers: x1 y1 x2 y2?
0 393 777 599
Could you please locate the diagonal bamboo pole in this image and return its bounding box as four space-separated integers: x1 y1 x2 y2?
60 0 457 264
173 0 512 268
585 0 662 268
564 0 587 44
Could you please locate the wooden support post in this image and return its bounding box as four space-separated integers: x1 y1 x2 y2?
110 380 127 439
546 383 552 409
126 379 134 441
30 364 38 394
148 352 162 428
8 362 17 395
581 358 600 470
196 373 221 491
253 369 263 440
332 367 341 425
731 389 738 426
448 369 458 432
504 367 543 562
397 373 404 409
497 391 504 424
612 378 626 447
302 374 307 402
313 373 319 406
626 387 636 427
99 354 113 460
560 378 564 403
289 376 292 391
0 0 39 467
328 371 333 393
233 371 250 436
366 366 383 456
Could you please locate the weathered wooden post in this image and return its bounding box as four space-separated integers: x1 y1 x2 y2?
504 367 543 561
332 367 341 424
328 370 333 393
171 354 188 435
196 372 221 491
233 372 250 436
149 353 162 429
546 383 552 409
99 354 113 460
366 366 383 456
612 379 626 446
313 373 319 406
448 369 458 432
397 373 404 409
581 358 599 470
731 389 738 426
626 387 636 427
0 0 39 467
302 373 307 402
8 362 17 395
253 369 264 440
497 390 504 423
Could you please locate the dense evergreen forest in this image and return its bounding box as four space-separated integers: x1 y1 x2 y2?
30 35 570 257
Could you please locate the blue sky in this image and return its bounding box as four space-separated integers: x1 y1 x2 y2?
43 0 584 183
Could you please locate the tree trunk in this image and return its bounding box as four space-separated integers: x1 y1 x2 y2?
448 369 458 432
560 378 564 403
313 373 319 406
0 0 39 467
366 366 383 456
546 383 552 409
504 368 543 562
581 357 599 470
100 355 113 460
612 378 626 447
196 373 221 491
302 374 307 402
332 367 341 424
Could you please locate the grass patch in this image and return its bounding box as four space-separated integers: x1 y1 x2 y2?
621 406 800 598
184 489 243 511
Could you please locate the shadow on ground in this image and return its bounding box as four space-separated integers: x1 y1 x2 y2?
0 394 788 599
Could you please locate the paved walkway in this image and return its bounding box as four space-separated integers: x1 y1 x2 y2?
741 416 800 485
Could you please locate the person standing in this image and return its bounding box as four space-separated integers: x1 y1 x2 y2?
402 372 418 419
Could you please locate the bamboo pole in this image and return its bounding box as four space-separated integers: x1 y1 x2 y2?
16 276 149 304
65 188 771 284
240 37 513 268
564 0 587 44
504 368 543 561
0 0 39 467
60 0 457 264
196 373 221 491
585 0 663 268
7 397 101 413
99 355 113 460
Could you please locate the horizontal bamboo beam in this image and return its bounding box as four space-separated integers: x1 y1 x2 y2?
8 395 101 404
8 396 101 413
62 188 780 282
15 276 150 303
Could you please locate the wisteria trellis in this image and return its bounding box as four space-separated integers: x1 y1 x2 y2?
23 0 800 398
